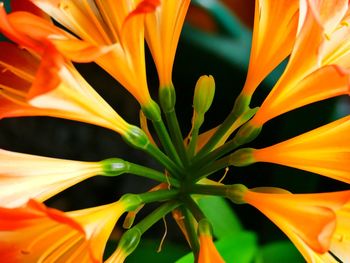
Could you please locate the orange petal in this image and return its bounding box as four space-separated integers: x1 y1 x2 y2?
244 189 350 255
51 37 115 62
0 42 38 82
0 199 129 262
253 115 350 183
252 64 350 124
27 43 63 99
242 0 299 97
11 0 51 19
145 0 190 87
251 0 350 126
0 4 39 50
124 0 160 23
198 235 225 263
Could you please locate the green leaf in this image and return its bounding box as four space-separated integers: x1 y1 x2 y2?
198 196 242 239
255 241 304 263
176 231 258 263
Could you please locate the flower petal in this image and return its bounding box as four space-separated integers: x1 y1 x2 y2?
242 0 299 96
244 189 350 257
252 115 350 183
0 149 103 208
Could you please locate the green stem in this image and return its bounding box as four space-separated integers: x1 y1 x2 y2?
193 97 255 162
145 143 184 179
164 109 190 166
138 189 179 204
181 207 200 258
127 162 180 187
191 184 248 205
190 138 240 180
183 196 206 222
195 154 232 180
190 184 230 197
187 126 200 158
194 109 238 161
103 158 180 187
152 119 183 167
134 201 180 234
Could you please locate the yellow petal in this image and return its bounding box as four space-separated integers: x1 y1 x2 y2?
0 149 102 208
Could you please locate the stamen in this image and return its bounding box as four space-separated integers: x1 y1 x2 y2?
157 216 168 253
218 167 229 183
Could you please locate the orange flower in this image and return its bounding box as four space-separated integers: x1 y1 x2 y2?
197 219 225 263
241 0 299 99
250 0 350 127
11 0 159 106
243 187 350 262
0 41 131 134
145 0 190 88
235 115 350 183
0 198 130 262
198 234 225 263
0 149 103 208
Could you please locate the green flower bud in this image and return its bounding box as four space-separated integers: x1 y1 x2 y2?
101 158 129 176
229 148 255 167
234 122 262 145
141 99 161 122
198 218 213 236
193 75 215 115
123 125 150 150
227 184 248 205
110 228 142 262
159 84 176 113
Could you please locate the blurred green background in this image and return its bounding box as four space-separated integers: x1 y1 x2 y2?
1 0 349 262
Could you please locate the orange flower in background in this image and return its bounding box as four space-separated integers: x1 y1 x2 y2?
241 0 299 99
198 234 225 263
0 149 103 208
235 115 350 183
0 41 131 134
0 198 129 262
145 0 190 88
187 0 255 32
244 188 350 262
250 0 350 127
0 0 159 106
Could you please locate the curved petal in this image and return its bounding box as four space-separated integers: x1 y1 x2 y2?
31 0 155 105
11 0 50 19
242 0 299 97
0 199 127 262
244 189 350 260
145 0 190 87
0 42 131 134
250 0 350 126
252 64 350 124
252 115 350 183
198 235 225 263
